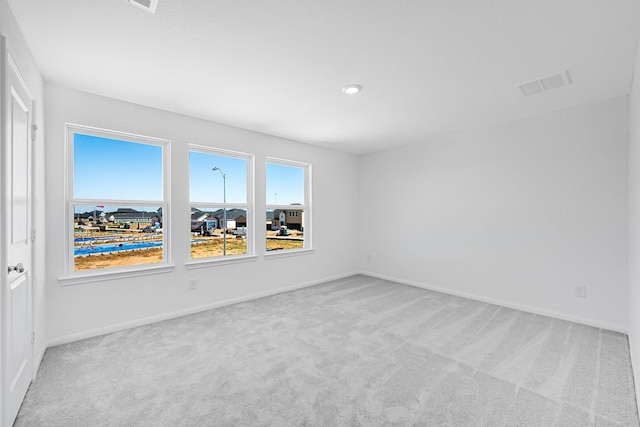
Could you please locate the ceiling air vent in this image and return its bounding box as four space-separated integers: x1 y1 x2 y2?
517 71 571 96
128 0 158 14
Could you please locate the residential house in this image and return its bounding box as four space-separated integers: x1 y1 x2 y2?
271 207 304 231
111 208 162 227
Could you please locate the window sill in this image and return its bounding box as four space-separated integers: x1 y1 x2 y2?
58 264 176 286
264 248 315 259
185 255 258 269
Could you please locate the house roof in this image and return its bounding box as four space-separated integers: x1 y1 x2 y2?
115 208 139 214
191 209 247 221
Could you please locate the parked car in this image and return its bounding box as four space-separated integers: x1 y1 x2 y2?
142 226 156 233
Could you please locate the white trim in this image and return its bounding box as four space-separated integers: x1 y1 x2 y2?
265 158 312 251
247 154 256 257
359 271 628 334
58 264 175 286
46 272 358 347
267 204 305 211
32 344 46 380
188 144 253 160
264 248 315 259
65 124 171 276
185 255 258 269
265 157 309 168
7 54 33 101
188 145 255 260
190 202 249 209
71 199 167 206
64 122 71 272
628 335 640 419
0 37 9 427
164 137 172 268
66 123 169 146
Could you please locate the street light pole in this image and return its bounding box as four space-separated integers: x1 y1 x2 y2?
212 167 227 256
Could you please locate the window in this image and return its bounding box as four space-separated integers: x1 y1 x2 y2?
67 124 169 274
266 159 311 252
189 146 253 260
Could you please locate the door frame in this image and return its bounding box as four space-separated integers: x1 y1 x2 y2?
0 35 37 427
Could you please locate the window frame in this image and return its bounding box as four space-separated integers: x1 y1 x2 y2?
185 144 255 268
60 123 172 284
265 157 312 257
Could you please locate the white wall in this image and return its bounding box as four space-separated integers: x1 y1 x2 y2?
44 84 359 344
359 97 629 331
627 40 640 417
0 0 47 376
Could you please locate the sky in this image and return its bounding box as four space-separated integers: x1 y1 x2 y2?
266 162 304 205
73 133 305 210
190 151 247 203
74 134 163 201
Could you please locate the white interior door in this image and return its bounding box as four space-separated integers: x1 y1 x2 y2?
2 39 34 427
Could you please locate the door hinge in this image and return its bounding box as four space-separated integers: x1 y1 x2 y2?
32 331 35 343
31 228 36 241
31 124 38 141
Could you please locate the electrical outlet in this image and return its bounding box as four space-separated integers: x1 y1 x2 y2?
575 286 586 298
189 279 198 291
367 254 371 262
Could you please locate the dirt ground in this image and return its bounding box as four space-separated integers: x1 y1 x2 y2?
265 238 304 251
191 237 248 259
74 235 304 270
75 247 163 270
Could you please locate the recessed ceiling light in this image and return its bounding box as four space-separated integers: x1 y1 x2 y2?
342 84 362 95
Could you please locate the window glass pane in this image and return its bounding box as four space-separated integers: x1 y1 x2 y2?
266 209 304 251
73 134 162 200
73 204 163 271
266 163 304 205
190 151 247 203
191 207 247 258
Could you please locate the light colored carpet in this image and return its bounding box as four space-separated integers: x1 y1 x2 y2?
15 275 639 426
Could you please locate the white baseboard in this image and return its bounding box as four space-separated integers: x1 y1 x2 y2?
46 272 358 348
359 271 628 334
627 335 640 418
32 343 47 380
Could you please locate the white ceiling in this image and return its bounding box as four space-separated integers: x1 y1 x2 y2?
7 0 640 155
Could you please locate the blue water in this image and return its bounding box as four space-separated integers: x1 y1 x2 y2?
75 239 208 256
75 240 162 256
75 236 122 243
